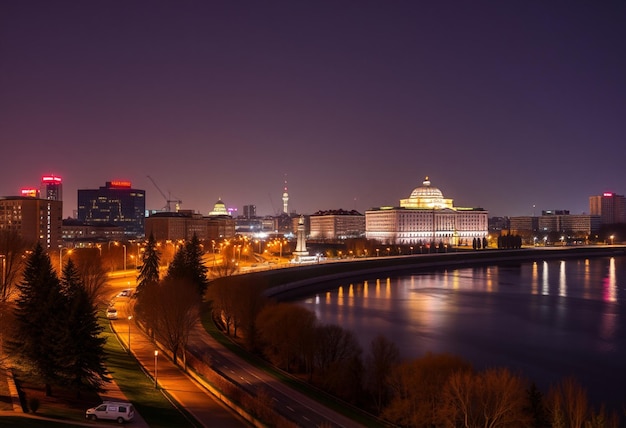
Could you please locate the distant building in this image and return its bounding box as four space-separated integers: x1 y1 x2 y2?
41 175 62 201
145 202 236 241
365 177 488 246
589 192 626 224
488 216 509 233
243 204 256 219
309 209 365 240
61 219 125 243
235 217 264 237
77 181 146 238
509 216 539 234
0 196 62 249
510 211 601 239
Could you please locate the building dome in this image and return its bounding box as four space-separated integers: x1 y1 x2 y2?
400 177 454 209
409 177 444 200
209 198 229 216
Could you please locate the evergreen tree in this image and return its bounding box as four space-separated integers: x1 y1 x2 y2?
165 234 208 297
57 259 110 397
136 233 160 298
12 243 65 396
166 246 188 281
184 234 209 296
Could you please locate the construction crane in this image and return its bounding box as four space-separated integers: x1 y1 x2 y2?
147 175 182 212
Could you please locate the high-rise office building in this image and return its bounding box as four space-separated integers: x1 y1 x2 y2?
243 204 256 219
41 175 62 201
589 192 626 224
78 181 146 237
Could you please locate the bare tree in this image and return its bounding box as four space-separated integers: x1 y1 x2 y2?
0 230 29 302
314 326 364 404
206 280 236 335
151 278 199 367
546 376 589 428
257 302 316 372
364 335 400 414
383 352 472 427
442 367 530 428
70 248 109 304
211 245 239 277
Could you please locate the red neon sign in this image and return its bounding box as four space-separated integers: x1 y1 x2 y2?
21 188 39 197
42 175 62 183
110 180 132 188
603 192 614 197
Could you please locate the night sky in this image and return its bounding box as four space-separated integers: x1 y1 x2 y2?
2 1 625 218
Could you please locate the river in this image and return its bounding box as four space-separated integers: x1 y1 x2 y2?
296 255 626 410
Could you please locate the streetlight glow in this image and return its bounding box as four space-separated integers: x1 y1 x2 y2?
127 316 133 353
154 350 159 388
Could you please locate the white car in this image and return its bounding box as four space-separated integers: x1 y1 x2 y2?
106 307 118 320
86 401 135 423
117 288 133 298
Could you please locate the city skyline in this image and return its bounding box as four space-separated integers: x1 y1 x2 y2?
2 2 625 218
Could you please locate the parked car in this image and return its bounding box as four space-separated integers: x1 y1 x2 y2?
106 307 118 320
117 288 133 298
86 401 135 423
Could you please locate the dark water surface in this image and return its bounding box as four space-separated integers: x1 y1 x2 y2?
296 256 626 409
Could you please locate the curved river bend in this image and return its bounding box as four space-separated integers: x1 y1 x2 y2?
296 255 626 409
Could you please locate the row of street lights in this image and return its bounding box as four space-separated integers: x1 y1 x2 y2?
124 313 159 389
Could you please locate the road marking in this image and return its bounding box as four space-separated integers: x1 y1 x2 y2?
286 406 294 412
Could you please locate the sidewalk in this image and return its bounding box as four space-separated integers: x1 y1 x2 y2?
110 312 248 428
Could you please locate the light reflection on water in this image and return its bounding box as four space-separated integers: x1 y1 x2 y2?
297 256 626 409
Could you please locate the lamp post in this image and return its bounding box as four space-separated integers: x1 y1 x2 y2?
0 254 6 288
122 244 127 271
127 316 133 354
610 235 615 245
59 247 72 272
154 350 159 388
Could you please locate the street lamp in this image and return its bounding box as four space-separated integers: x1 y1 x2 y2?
0 254 6 288
127 316 133 354
59 247 72 272
154 350 159 388
610 235 615 245
122 244 127 271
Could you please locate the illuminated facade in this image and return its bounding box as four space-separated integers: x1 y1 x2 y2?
589 192 626 224
365 177 488 245
309 209 365 240
145 210 235 241
77 181 145 237
0 196 63 249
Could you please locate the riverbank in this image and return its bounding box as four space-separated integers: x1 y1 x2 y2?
209 245 626 301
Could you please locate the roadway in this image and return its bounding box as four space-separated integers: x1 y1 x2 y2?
107 270 365 428
107 273 250 428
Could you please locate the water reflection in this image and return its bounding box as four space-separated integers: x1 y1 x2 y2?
299 256 626 409
559 260 567 297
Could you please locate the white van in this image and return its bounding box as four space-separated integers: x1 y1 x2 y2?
86 401 135 423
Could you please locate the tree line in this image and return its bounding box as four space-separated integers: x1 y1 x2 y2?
207 278 624 427
6 242 109 398
133 233 208 367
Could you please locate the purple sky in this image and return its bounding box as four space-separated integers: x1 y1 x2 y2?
1 1 625 218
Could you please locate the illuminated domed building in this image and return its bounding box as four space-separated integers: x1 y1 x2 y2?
209 198 230 216
365 177 488 246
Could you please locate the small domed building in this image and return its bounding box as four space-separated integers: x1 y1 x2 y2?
365 177 488 246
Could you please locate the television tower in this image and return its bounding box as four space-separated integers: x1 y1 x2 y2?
282 174 289 214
